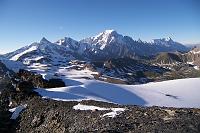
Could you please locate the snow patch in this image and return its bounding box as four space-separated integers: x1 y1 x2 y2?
187 62 194 65
9 104 27 119
73 103 125 118
194 66 199 70
73 103 108 111
102 108 126 118
191 51 200 54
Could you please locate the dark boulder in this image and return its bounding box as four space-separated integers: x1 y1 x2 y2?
16 81 34 93
0 106 14 133
17 69 47 88
17 69 65 88
48 79 65 88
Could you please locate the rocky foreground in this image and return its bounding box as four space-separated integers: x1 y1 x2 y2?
0 65 200 133
1 87 200 133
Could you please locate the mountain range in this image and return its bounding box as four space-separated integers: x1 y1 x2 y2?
4 30 189 65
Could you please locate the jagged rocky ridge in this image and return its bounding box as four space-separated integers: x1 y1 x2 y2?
153 47 200 65
0 61 15 91
90 58 168 84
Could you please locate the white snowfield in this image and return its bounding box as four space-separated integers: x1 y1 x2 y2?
35 67 200 108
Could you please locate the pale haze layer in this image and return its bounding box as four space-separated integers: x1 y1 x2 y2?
0 0 200 54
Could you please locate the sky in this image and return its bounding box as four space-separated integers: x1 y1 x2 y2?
0 0 200 54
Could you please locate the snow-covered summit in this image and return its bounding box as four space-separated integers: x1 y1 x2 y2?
165 37 173 42
40 37 51 44
151 37 189 52
153 37 174 45
56 37 79 49
94 29 119 39
102 29 116 34
81 30 125 50
137 38 143 43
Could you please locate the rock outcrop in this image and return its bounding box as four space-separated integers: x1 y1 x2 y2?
16 81 34 93
17 69 65 88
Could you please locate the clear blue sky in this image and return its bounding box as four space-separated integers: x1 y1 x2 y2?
0 0 200 53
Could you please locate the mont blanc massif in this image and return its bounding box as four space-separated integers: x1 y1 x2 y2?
1 30 200 132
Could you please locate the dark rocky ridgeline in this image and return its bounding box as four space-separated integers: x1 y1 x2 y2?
91 58 167 84
12 98 200 133
17 69 65 88
151 52 200 81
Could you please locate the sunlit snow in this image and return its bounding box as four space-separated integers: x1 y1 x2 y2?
10 46 37 61
35 67 200 108
73 103 125 118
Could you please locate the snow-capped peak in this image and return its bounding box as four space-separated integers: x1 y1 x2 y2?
102 29 116 35
137 38 143 43
165 37 173 42
80 29 125 50
94 29 119 40
152 37 174 44
56 38 65 45
56 37 78 45
64 37 78 44
55 37 80 50
40 37 51 44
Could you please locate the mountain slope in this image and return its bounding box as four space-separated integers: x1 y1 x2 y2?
152 37 189 52
154 52 183 64
185 47 200 66
153 48 200 67
0 56 25 72
5 38 79 65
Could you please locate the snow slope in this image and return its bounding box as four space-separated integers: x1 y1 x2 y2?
0 56 25 72
10 45 37 61
5 38 77 66
35 67 200 108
